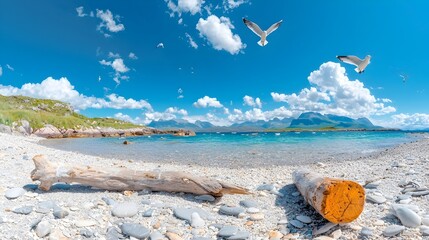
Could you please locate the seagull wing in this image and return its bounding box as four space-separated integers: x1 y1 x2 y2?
266 20 283 36
336 55 363 67
243 18 264 37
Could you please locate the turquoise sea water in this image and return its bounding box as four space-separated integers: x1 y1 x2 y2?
40 131 416 168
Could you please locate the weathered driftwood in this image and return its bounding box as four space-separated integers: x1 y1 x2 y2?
31 155 249 197
292 169 365 224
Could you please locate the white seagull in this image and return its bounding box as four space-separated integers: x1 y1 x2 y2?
157 43 164 48
243 18 283 46
336 55 371 73
399 74 408 83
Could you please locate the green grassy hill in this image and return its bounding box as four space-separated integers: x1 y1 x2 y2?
0 95 141 130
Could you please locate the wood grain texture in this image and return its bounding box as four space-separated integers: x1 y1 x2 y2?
31 155 249 197
292 169 365 223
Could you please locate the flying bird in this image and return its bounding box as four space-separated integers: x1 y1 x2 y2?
242 18 283 46
336 55 371 73
157 43 164 48
399 74 408 83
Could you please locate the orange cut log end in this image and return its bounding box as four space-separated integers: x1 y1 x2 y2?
321 179 365 223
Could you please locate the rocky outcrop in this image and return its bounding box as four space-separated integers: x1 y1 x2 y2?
31 125 196 139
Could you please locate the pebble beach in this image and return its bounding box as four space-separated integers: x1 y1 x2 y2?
0 132 428 239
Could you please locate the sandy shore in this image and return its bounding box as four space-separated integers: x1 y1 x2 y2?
0 132 428 239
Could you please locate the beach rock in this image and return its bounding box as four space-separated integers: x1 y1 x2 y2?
195 195 215 202
34 124 62 138
239 199 258 208
392 205 421 227
409 190 429 196
246 207 259 213
111 202 138 218
0 124 12 134
53 209 69 219
291 191 300 197
165 232 183 240
49 229 68 240
173 207 210 222
422 217 429 226
360 227 372 237
80 229 94 238
13 206 33 215
219 206 245 216
296 215 312 224
149 231 164 240
102 196 116 206
249 213 264 221
143 208 154 217
120 223 150 239
383 225 405 237
23 184 39 191
5 187 26 199
30 216 43 230
192 238 211 240
289 220 304 229
421 226 429 236
218 226 238 237
313 223 337 235
191 212 205 228
397 194 411 200
228 231 250 239
106 227 121 240
36 221 51 238
330 229 342 239
366 193 386 204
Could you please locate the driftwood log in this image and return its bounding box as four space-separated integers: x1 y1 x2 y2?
31 155 249 197
292 169 365 223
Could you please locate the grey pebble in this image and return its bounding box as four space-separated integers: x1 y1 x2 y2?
80 229 94 238
219 205 245 216
102 196 116 206
120 223 150 239
422 217 429 226
218 226 239 237
422 226 429 236
228 230 250 239
30 216 43 230
13 206 33 215
392 205 421 228
53 209 69 219
383 225 405 237
106 226 121 240
141 199 151 205
366 194 386 204
296 215 312 224
256 184 275 191
5 187 26 199
143 208 154 217
246 207 259 213
360 227 372 236
35 220 51 238
173 207 210 222
191 212 205 228
397 194 411 200
291 191 300 197
149 231 164 240
239 199 258 208
195 195 216 202
192 237 211 240
290 219 304 229
112 202 138 218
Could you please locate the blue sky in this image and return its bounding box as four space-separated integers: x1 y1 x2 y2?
1 1 429 129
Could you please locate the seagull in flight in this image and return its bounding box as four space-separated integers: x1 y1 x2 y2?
399 74 408 83
336 55 371 73
243 18 283 46
157 43 164 48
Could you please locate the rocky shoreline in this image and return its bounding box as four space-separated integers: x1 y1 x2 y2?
0 133 428 239
0 121 196 138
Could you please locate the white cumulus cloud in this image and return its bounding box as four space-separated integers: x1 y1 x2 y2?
193 96 223 108
223 0 247 10
96 9 125 34
128 52 138 60
381 113 429 130
76 6 87 17
0 77 152 111
227 107 293 123
166 0 204 17
196 15 245 55
271 62 395 118
243 95 262 108
99 58 130 85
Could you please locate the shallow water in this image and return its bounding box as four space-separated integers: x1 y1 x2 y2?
40 131 415 168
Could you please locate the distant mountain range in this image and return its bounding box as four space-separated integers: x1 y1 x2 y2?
148 112 382 132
